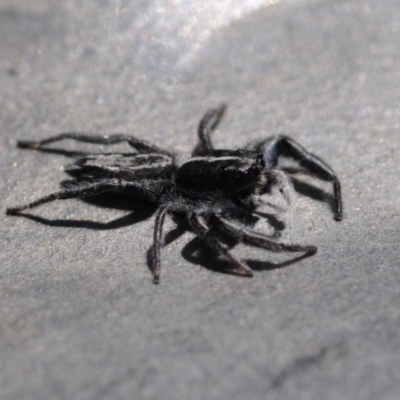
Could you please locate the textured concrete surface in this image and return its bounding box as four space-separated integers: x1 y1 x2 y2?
1 1 400 399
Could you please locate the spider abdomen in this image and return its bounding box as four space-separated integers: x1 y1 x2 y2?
66 153 174 181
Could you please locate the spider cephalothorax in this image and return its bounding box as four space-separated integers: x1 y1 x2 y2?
6 105 342 283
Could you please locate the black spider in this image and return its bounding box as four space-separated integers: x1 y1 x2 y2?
6 105 342 283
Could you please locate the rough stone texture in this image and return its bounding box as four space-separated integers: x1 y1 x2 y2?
1 1 399 399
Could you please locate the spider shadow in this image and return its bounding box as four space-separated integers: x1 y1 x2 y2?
12 147 158 229
145 213 293 278
16 194 158 230
290 176 337 216
181 237 243 276
177 235 314 277
245 251 315 271
253 212 286 233
15 186 312 279
145 216 240 278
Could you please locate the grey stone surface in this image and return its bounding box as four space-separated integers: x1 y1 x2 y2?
1 0 399 399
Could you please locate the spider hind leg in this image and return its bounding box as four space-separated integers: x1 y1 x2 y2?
18 133 170 155
6 179 158 215
192 104 226 156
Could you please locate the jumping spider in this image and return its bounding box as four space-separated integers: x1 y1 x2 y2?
6 105 342 283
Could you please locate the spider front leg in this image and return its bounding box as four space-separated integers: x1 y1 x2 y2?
255 135 342 221
214 216 317 255
192 104 226 156
151 206 168 284
188 213 253 277
18 133 171 156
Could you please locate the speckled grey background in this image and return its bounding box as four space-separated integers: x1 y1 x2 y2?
1 1 399 399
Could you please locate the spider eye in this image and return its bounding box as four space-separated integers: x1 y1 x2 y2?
256 153 265 169
248 164 261 177
247 154 265 178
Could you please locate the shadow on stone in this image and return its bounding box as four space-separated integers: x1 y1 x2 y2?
13 195 157 230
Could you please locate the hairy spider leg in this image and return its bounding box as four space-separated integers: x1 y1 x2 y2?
17 133 171 156
212 214 280 240
214 216 317 255
256 135 342 221
192 104 226 156
6 179 157 215
151 206 168 284
188 213 254 277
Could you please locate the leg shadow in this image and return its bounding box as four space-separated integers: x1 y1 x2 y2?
246 250 316 272
12 195 157 230
181 237 250 277
291 177 337 216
